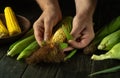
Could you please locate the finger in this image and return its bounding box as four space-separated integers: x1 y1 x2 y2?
63 46 74 52
70 21 85 39
33 22 44 46
68 38 91 49
70 27 94 48
44 20 53 41
69 24 94 49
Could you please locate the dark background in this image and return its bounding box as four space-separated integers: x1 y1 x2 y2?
1 0 120 30
0 0 120 78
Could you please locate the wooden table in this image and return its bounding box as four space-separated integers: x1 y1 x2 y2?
0 0 120 78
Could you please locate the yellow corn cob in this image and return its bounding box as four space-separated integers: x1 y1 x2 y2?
0 19 9 38
4 6 21 36
51 17 73 43
51 27 66 43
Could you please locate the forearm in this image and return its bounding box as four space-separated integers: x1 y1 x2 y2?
36 0 60 11
75 0 97 17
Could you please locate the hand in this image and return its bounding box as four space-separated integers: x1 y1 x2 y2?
33 7 62 46
64 15 95 51
63 0 96 52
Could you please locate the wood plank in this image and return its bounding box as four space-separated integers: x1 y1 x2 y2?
55 50 120 78
22 50 88 78
90 59 120 78
55 51 92 78
22 63 60 78
21 64 40 78
0 44 9 59
0 55 27 78
0 46 8 59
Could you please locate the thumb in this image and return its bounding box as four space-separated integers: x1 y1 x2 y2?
70 23 85 40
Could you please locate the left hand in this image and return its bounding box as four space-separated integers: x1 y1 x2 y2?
63 0 96 52
64 15 95 52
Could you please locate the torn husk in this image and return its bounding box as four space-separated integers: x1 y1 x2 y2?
26 42 66 64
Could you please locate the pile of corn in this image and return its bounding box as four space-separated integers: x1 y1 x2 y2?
88 16 120 76
83 16 120 54
89 16 120 60
91 28 120 60
0 6 21 38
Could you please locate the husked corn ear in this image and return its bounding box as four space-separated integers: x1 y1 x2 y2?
0 19 9 38
51 17 73 43
4 6 21 36
51 27 66 43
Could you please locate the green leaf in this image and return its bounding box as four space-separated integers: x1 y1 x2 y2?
59 42 68 49
62 21 77 61
64 49 77 61
89 65 120 76
62 24 73 40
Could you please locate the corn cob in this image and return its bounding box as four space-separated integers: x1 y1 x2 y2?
8 28 34 51
26 16 73 64
17 41 39 60
51 27 66 43
0 19 9 38
98 29 120 51
4 6 21 36
7 35 35 57
91 42 120 60
51 17 72 43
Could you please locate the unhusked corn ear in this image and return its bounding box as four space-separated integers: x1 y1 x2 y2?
4 6 21 36
83 16 120 54
51 17 73 43
0 19 9 38
98 29 120 51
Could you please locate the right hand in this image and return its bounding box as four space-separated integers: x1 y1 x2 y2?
33 7 62 46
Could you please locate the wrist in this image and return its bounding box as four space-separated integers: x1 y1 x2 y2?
75 0 96 17
36 0 60 11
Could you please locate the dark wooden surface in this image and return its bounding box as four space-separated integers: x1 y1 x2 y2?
0 0 120 78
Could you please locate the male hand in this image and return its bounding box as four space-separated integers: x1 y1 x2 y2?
33 7 62 46
64 15 95 51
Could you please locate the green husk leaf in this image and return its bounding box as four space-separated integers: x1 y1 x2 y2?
62 24 73 40
64 49 77 61
8 28 34 51
89 65 120 76
59 42 68 49
62 23 77 60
